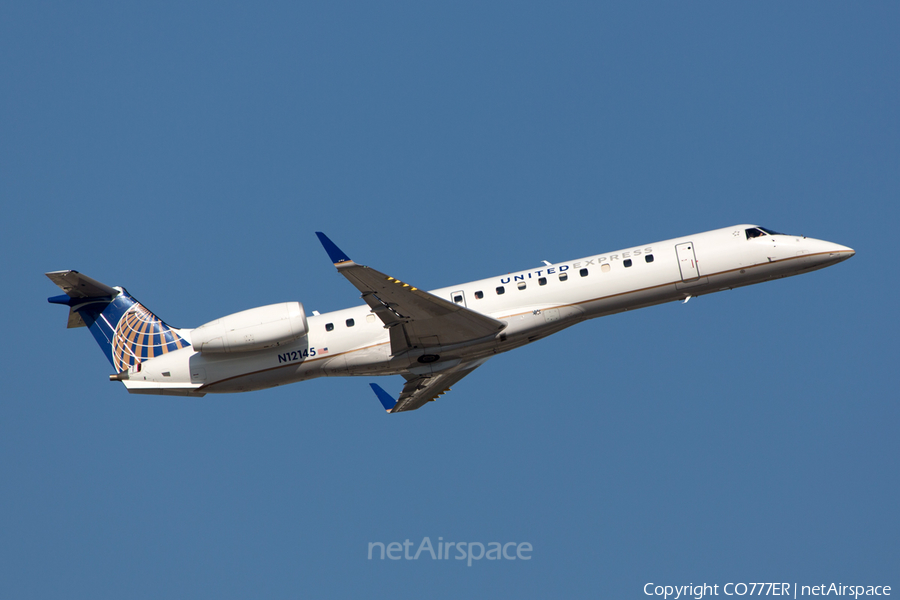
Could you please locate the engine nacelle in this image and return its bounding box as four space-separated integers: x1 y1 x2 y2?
191 302 309 353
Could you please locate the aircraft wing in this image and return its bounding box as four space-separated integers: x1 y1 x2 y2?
370 358 488 413
316 232 506 355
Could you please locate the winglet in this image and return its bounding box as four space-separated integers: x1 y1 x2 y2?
315 232 352 265
369 383 397 413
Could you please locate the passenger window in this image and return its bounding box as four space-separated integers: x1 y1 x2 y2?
538 277 547 286
623 259 632 268
346 318 355 327
517 281 526 290
366 314 376 323
475 291 483 299
559 272 568 282
580 268 588 277
496 286 505 295
453 294 463 304
325 323 334 332
645 254 654 263
601 264 611 273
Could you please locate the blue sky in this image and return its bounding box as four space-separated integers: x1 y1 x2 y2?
2 2 897 598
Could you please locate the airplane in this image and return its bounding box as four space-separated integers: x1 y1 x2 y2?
46 225 854 413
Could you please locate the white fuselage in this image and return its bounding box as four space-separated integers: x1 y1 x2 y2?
124 225 853 395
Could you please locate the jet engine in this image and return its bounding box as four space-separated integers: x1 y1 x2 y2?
191 302 309 353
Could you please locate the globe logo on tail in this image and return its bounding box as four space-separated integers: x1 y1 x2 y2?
111 302 190 373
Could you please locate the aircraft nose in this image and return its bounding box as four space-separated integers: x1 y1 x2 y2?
795 238 855 269
827 242 855 261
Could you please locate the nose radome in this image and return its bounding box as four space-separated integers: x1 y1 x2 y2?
829 243 855 257
820 241 855 263
796 238 855 266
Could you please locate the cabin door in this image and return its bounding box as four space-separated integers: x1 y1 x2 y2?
451 290 467 307
675 242 700 281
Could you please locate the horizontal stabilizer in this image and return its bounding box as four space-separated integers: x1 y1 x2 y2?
46 270 120 329
46 270 118 299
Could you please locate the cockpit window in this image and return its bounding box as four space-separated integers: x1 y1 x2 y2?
746 226 785 239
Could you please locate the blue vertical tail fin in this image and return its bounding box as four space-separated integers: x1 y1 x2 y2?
46 271 191 373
